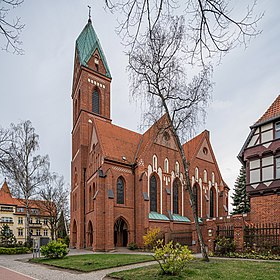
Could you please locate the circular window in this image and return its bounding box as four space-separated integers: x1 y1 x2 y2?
203 147 208 155
163 131 170 141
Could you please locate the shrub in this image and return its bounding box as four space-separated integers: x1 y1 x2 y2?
41 240 68 259
127 242 138 250
143 227 161 250
57 236 70 247
215 237 236 256
0 247 30 254
153 240 194 276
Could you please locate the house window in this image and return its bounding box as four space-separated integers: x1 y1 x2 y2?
276 157 280 179
36 218 40 224
117 177 125 204
43 229 48 237
17 207 24 213
18 217 23 224
18 229 23 236
249 159 260 184
43 218 48 225
150 175 157 212
1 217 13 223
173 180 179 214
36 229 40 236
262 156 274 181
92 90 100 114
210 187 215 218
164 158 169 173
275 122 280 139
203 170 207 183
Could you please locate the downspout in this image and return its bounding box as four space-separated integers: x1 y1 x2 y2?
83 168 86 248
132 163 137 243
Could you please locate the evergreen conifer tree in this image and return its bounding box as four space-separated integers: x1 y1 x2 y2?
0 224 17 247
231 166 250 214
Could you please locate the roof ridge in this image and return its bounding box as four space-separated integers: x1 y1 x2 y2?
255 94 280 125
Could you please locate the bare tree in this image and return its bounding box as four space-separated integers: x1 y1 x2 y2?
105 0 262 63
128 16 211 260
0 0 24 54
0 120 49 245
38 173 69 240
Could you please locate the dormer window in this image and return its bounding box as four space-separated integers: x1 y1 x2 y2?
94 56 99 72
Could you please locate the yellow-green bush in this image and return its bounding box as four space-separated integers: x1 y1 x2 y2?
154 240 194 275
143 227 161 250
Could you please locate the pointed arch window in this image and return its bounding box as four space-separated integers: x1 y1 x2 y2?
193 184 198 216
203 170 207 183
92 90 100 114
117 177 125 204
210 187 215 218
153 155 157 171
175 161 179 175
195 167 199 180
173 180 179 214
150 175 157 212
212 172 215 185
164 158 169 173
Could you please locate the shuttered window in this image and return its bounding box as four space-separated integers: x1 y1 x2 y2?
92 90 100 114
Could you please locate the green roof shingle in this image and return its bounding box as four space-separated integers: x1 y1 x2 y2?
76 20 111 78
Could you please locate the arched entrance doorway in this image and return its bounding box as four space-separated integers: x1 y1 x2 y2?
87 221 93 248
114 218 128 247
72 220 77 248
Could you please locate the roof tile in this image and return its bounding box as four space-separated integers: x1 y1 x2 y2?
256 95 280 125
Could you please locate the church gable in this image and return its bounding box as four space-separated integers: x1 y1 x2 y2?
89 123 99 152
196 139 214 163
154 129 178 151
87 49 107 76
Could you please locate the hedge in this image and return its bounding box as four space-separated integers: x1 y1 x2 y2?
0 247 30 254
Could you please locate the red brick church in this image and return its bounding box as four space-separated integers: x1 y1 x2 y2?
70 18 229 250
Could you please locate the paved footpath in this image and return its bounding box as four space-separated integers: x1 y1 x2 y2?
0 250 156 280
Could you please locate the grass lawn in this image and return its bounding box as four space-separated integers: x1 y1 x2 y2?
109 259 280 280
31 254 153 272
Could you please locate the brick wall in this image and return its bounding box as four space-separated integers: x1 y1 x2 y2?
250 194 280 224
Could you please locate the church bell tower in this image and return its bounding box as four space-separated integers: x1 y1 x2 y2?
70 15 112 248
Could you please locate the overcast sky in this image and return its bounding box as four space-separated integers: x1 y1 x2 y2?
1 0 280 209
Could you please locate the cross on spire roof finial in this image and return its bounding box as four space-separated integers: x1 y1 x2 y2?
88 5 92 23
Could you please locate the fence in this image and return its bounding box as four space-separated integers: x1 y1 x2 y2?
168 231 192 247
216 225 234 240
204 216 280 254
244 223 280 252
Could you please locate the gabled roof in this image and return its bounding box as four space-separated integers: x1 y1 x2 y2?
76 20 111 78
255 95 280 126
93 117 141 164
0 181 50 215
183 130 228 188
183 130 207 162
0 180 16 205
136 114 175 160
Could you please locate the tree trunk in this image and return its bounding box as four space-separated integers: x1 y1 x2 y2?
165 112 209 261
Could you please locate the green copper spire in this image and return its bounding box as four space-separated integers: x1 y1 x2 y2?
76 20 111 78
